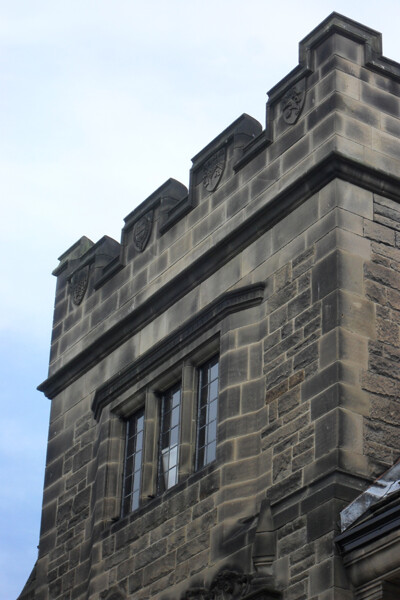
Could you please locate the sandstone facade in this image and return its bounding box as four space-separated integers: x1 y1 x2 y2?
20 13 400 600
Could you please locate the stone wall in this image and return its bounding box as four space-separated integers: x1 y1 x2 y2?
363 196 400 466
20 13 400 600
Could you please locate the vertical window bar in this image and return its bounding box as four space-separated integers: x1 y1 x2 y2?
196 356 219 470
122 408 145 515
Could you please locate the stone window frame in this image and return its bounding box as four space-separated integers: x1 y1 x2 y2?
115 336 220 516
98 284 265 522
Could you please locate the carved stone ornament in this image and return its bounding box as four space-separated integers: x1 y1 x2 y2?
209 570 251 600
203 147 226 192
281 79 306 125
183 588 210 600
70 265 89 306
133 209 154 252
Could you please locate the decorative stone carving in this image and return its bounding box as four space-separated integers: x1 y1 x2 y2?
182 571 282 600
133 209 154 252
183 588 210 600
209 570 251 600
203 148 226 192
281 79 306 125
182 569 253 600
70 265 89 306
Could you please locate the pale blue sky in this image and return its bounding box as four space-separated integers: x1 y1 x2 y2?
1 2 400 598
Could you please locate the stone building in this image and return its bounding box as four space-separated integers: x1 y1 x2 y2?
20 13 400 600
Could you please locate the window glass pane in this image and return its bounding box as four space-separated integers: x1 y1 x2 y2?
123 496 131 516
172 389 181 408
169 444 178 468
200 384 209 406
201 369 209 388
198 425 206 449
122 408 145 515
197 446 205 468
164 394 172 414
125 456 133 477
196 356 219 470
170 426 179 447
199 404 208 429
161 430 170 450
126 435 136 457
209 399 218 421
162 448 170 477
158 383 181 493
163 408 171 432
210 361 219 381
133 473 141 493
209 380 218 401
171 406 180 428
124 473 133 497
134 450 142 472
131 490 140 511
168 466 177 489
206 440 216 464
207 419 217 445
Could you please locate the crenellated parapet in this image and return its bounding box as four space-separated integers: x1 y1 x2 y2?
41 12 400 391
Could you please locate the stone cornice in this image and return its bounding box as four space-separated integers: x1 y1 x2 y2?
91 283 265 419
38 152 400 400
336 500 400 590
336 499 400 555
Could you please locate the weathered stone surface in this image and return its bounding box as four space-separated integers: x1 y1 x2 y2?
22 14 400 600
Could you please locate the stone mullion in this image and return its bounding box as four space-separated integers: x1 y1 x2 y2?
179 362 197 480
100 411 125 522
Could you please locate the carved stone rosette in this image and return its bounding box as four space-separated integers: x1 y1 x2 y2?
70 265 90 306
281 79 306 125
202 148 226 192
